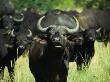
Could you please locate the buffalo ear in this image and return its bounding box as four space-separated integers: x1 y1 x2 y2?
39 40 47 45
33 36 47 45
67 35 75 41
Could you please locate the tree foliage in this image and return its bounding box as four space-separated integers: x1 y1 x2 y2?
74 0 110 10
10 0 110 13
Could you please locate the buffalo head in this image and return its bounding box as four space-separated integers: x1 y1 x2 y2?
10 13 33 50
36 14 80 48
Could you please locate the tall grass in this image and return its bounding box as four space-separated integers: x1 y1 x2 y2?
68 42 110 82
1 42 110 82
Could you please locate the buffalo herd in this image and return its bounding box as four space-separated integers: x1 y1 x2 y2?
0 0 110 82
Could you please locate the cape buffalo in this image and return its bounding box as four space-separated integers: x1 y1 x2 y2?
77 9 110 45
29 12 79 82
66 9 110 70
0 12 25 81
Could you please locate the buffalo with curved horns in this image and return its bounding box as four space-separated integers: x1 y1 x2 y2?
29 12 80 82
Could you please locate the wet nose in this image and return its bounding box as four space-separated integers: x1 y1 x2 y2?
89 37 94 40
53 37 60 42
18 45 25 50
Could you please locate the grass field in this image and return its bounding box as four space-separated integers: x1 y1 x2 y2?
1 41 110 82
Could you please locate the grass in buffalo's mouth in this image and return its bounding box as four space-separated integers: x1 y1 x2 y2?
1 42 110 82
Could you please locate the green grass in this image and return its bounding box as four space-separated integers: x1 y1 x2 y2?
1 42 110 82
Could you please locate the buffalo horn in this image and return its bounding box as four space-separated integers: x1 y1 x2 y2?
37 16 48 32
11 29 15 37
13 13 24 22
27 29 32 37
66 16 79 34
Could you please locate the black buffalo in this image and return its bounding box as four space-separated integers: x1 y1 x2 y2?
0 28 17 81
0 0 17 81
0 10 42 81
21 8 42 36
68 28 96 70
0 0 14 17
47 9 95 70
29 12 79 82
77 9 110 45
0 12 26 81
0 9 42 81
11 8 42 50
64 9 110 70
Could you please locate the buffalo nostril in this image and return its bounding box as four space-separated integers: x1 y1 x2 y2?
89 37 95 41
54 37 60 41
19 45 25 49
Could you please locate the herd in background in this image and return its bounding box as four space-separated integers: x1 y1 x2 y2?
0 0 110 82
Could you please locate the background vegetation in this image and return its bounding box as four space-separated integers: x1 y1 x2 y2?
11 0 110 13
1 0 110 82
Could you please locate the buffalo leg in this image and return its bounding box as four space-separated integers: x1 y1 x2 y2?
59 60 68 82
84 53 94 69
76 55 84 70
84 45 95 69
35 76 46 82
0 66 5 79
7 60 15 82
